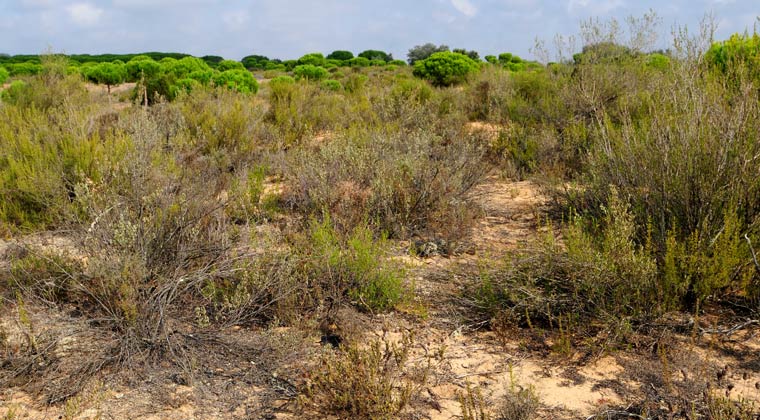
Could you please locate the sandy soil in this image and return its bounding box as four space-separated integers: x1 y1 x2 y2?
2 173 759 419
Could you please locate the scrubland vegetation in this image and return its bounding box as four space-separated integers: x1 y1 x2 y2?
1 13 760 420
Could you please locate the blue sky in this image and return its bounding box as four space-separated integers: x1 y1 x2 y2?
0 0 758 61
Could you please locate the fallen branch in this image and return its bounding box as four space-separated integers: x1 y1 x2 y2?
700 319 759 336
586 410 650 420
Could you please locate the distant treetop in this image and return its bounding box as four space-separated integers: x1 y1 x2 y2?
327 50 354 61
407 43 450 65
358 50 393 62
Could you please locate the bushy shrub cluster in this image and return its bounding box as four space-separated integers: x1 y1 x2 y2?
293 64 329 81
413 51 480 86
286 127 486 240
212 69 259 93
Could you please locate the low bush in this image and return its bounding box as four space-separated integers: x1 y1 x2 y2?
468 190 659 339
321 79 342 91
212 69 259 93
286 128 486 240
297 53 327 67
293 64 329 81
8 62 42 76
413 51 480 86
216 59 245 71
303 217 405 313
301 332 430 419
265 78 360 145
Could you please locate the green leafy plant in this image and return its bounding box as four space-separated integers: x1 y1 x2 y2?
412 51 480 86
216 59 245 71
307 217 405 313
327 50 354 61
125 56 160 81
83 62 127 93
321 79 342 91
212 69 259 93
293 64 329 81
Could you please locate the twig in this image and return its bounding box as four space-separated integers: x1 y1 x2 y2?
586 410 650 420
454 369 508 380
700 319 759 336
745 234 760 273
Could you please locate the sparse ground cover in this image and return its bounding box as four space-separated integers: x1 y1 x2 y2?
2 14 760 420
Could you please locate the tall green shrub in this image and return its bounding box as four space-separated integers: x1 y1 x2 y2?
412 52 480 86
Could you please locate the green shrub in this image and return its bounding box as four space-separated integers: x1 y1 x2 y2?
327 50 354 61
82 62 127 92
321 79 342 91
125 56 160 81
407 43 449 65
134 74 172 104
469 189 658 338
8 62 42 76
269 75 295 87
162 56 211 79
217 59 245 71
645 53 670 71
293 64 328 81
0 104 112 229
348 57 371 67
358 49 392 62
1 55 88 110
307 217 405 313
212 69 259 93
178 86 266 154
241 54 271 70
187 69 214 85
0 80 26 104
172 77 200 95
0 67 8 84
705 32 760 81
344 73 368 93
412 52 480 86
297 53 326 67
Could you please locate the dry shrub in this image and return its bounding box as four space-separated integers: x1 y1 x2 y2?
286 127 486 241
301 332 431 420
466 190 658 343
175 87 267 158
1 98 301 384
496 385 540 420
266 79 368 145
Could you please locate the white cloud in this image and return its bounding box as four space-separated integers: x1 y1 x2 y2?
451 0 477 17
66 3 103 26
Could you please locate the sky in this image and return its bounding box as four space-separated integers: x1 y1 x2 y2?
0 0 758 61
